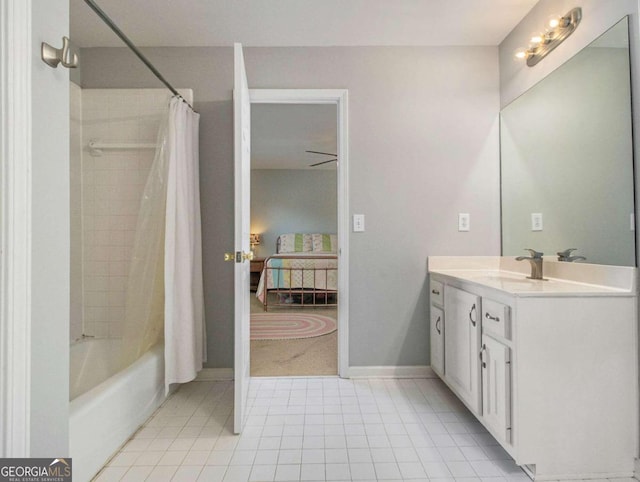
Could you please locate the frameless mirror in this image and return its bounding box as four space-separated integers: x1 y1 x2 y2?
501 17 636 266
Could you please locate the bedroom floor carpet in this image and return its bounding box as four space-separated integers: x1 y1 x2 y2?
250 294 337 377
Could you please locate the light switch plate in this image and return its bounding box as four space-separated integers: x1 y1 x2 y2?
353 214 365 232
531 213 543 231
458 213 470 232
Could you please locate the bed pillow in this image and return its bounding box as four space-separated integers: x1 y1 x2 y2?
279 233 336 253
279 233 313 253
312 234 337 253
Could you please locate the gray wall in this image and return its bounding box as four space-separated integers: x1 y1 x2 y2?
251 169 337 259
81 45 501 368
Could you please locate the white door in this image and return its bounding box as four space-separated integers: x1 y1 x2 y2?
1 0 70 455
430 306 445 376
444 286 481 414
233 43 252 434
481 335 512 444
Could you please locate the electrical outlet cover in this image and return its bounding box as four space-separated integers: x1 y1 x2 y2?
531 213 543 231
458 213 470 232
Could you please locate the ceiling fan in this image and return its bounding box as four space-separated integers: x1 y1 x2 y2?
306 150 337 167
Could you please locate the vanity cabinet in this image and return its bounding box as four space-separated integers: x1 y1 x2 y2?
443 286 481 414
428 262 637 480
480 298 512 444
429 306 444 377
480 334 511 444
429 280 444 377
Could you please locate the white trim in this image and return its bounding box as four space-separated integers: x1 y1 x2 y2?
195 368 234 381
634 458 640 479
0 0 33 456
249 89 350 378
199 367 436 381
347 366 436 379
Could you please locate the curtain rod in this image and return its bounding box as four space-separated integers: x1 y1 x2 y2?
82 0 196 112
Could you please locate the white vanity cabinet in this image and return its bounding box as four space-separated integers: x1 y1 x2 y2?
480 298 512 445
480 334 511 444
443 286 481 414
429 306 444 377
429 279 444 377
428 259 638 480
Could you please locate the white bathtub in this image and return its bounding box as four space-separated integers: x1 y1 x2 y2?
69 339 165 482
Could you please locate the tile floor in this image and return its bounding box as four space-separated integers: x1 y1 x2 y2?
93 377 623 482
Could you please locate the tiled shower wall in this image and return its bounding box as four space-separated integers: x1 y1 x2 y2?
70 88 180 341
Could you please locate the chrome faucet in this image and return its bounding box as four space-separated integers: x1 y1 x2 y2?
516 248 545 280
557 248 586 262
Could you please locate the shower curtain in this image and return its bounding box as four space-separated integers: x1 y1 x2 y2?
163 98 206 393
120 96 205 393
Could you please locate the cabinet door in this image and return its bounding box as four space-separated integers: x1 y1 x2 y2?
430 306 445 377
444 286 481 414
481 335 512 444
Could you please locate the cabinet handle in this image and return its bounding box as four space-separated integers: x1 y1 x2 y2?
485 312 500 322
480 343 487 368
436 316 441 335
469 303 477 327
431 289 440 295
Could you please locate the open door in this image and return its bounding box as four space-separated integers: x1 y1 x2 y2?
232 43 252 434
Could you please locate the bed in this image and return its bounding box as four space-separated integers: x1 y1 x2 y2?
256 233 338 311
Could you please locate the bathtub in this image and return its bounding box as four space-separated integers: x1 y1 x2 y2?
69 339 165 482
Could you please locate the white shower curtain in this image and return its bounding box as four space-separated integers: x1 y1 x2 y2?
119 95 205 393
164 97 206 393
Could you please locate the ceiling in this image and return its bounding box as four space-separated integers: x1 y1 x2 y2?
251 104 337 170
71 0 539 48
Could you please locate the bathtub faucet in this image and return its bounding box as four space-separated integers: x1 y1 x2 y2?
516 248 544 280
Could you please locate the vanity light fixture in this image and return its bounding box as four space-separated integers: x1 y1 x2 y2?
515 7 582 67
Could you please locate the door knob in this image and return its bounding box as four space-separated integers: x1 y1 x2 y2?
224 251 254 262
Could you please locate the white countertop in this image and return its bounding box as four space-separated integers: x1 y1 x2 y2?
428 257 637 297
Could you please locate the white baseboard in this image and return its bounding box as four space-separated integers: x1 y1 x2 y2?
194 366 436 380
346 365 436 379
195 368 234 381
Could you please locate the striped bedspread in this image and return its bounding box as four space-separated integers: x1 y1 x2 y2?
256 254 338 303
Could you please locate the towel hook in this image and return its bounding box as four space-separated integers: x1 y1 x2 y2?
41 36 78 69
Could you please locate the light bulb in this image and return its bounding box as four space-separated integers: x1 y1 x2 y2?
514 48 528 60
530 35 543 45
548 17 560 29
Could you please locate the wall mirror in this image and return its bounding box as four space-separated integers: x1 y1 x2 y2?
501 17 636 266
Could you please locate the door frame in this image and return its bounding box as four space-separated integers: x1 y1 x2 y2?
0 0 33 456
249 89 349 377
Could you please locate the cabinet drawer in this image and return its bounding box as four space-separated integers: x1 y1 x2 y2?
482 299 511 340
430 279 444 306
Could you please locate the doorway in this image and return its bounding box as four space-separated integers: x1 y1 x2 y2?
250 103 338 376
249 89 350 378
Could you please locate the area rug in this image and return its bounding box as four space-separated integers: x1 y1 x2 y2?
250 313 337 340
